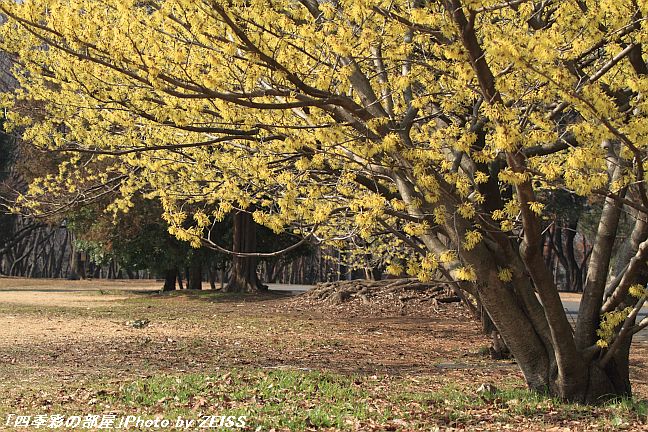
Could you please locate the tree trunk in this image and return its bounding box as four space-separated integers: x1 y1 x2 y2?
176 270 184 290
220 259 226 290
471 242 631 402
208 265 217 290
162 267 177 291
480 306 510 359
265 260 278 283
68 245 83 280
54 229 69 278
187 258 202 290
223 210 266 293
564 221 583 292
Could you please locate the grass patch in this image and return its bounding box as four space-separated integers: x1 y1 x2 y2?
1 369 647 430
393 382 648 428
95 371 648 430
103 369 380 430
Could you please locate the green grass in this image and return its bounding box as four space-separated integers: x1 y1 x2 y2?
393 382 648 427
1 368 647 430
606 397 648 428
103 369 380 430
91 370 648 430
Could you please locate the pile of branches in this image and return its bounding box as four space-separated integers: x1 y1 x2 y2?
288 278 464 317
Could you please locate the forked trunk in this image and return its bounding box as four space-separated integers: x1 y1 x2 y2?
457 203 632 403
475 257 632 402
432 0 638 403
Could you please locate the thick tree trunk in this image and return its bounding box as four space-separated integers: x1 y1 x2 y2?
162 267 177 291
472 245 631 402
223 210 266 293
187 258 203 290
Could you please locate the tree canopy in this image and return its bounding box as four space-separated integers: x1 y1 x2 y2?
2 0 648 402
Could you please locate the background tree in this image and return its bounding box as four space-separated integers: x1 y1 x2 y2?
210 208 315 292
66 197 192 286
221 209 265 292
0 123 79 278
3 0 648 402
0 121 19 255
541 190 590 292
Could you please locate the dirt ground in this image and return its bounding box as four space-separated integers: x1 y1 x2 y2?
0 276 647 431
0 277 489 382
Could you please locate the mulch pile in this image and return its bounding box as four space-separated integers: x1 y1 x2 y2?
285 278 467 317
